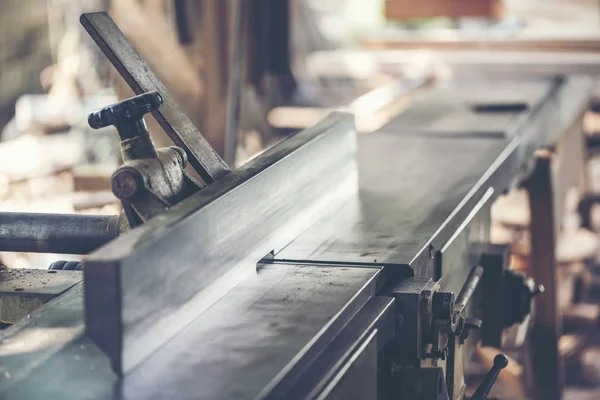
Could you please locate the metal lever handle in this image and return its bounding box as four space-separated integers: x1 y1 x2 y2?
88 91 162 137
470 354 509 400
89 92 199 227
455 265 484 315
88 91 163 161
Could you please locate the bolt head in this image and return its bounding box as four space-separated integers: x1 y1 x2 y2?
169 146 188 167
112 168 142 199
494 354 509 369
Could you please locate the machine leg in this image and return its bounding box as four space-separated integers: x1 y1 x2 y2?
525 151 564 400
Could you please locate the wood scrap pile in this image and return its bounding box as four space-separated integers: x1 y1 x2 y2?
0 1 121 270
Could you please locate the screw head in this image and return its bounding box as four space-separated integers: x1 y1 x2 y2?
112 168 142 199
532 284 545 297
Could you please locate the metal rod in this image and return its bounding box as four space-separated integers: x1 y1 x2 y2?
455 265 484 314
0 212 121 254
471 354 509 400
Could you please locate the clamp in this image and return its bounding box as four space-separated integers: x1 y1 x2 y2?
88 91 201 227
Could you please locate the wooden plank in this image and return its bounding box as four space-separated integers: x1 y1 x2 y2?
0 133 83 182
72 166 113 191
365 37 600 53
385 0 502 20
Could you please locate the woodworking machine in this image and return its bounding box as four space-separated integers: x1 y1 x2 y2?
0 11 596 400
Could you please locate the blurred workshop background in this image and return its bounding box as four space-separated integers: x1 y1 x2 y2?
4 1 600 398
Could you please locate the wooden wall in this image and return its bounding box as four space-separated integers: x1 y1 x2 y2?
385 0 503 20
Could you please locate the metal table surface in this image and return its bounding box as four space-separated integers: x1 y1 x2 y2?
274 132 507 268
379 78 551 137
0 75 594 399
273 76 585 288
0 265 396 400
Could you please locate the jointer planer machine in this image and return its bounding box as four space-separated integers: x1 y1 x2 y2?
0 11 596 400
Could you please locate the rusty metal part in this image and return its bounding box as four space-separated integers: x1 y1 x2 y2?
114 146 197 226
88 91 161 161
80 12 231 184
89 91 200 227
454 265 484 316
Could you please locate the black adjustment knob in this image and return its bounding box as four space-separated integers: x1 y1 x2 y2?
88 91 163 140
470 354 509 400
89 91 163 161
504 271 545 327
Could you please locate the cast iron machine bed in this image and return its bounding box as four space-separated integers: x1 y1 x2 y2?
0 12 595 400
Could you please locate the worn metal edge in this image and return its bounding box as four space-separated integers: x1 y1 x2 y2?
0 283 89 390
260 269 396 400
